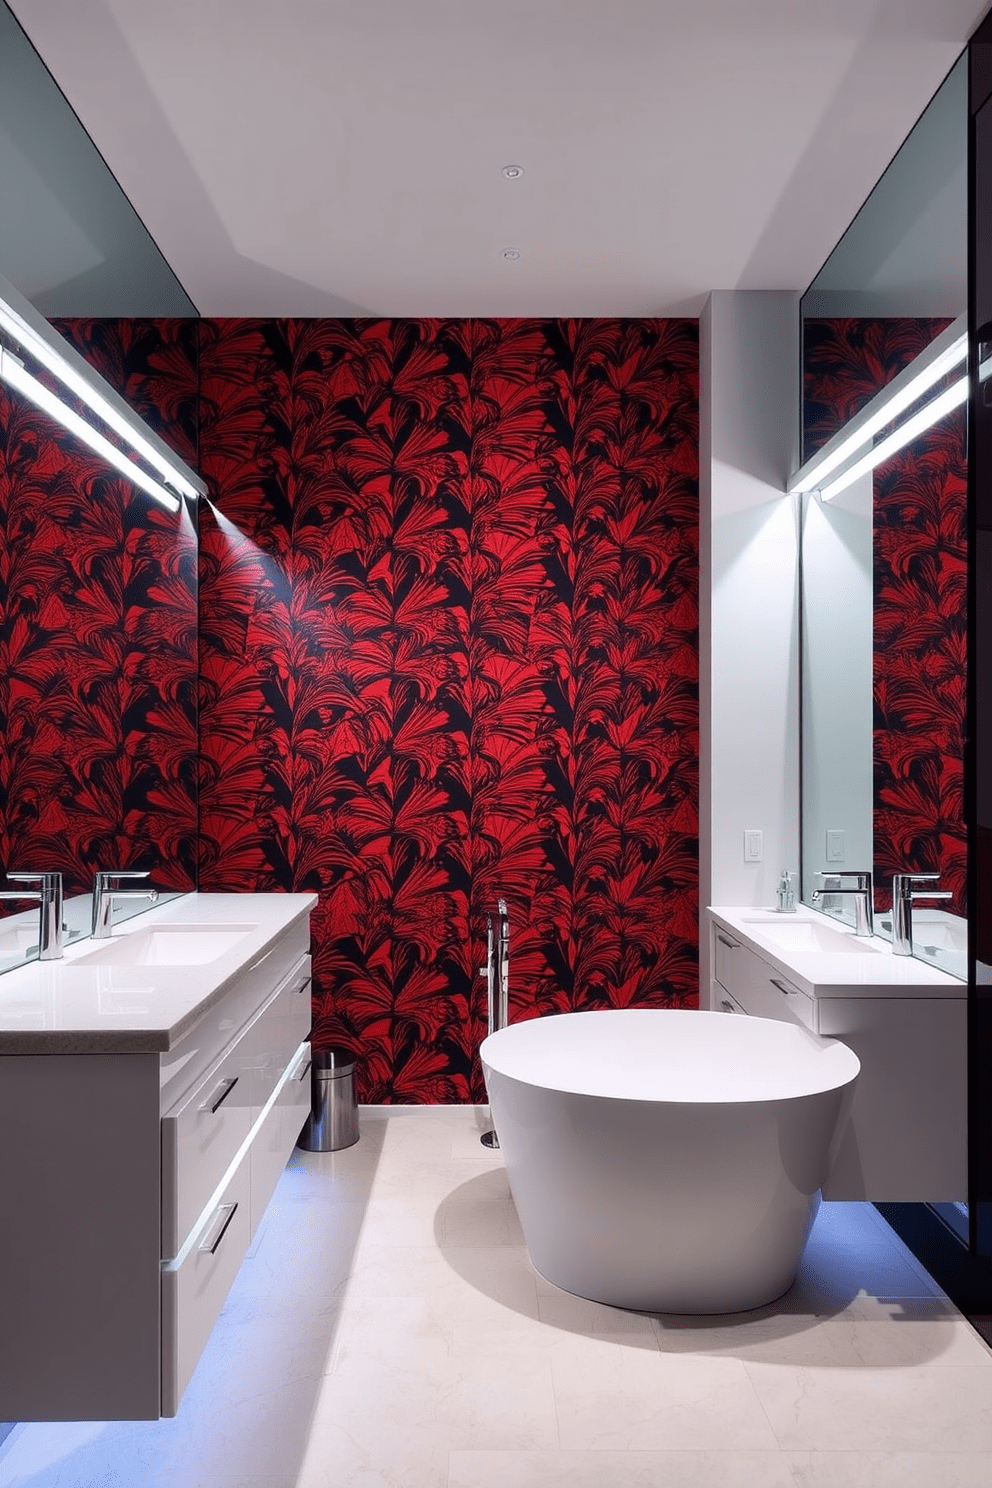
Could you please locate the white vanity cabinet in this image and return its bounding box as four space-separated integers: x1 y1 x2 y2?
0 893 316 1422
709 909 967 1203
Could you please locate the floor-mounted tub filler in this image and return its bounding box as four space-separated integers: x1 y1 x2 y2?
481 1008 860 1314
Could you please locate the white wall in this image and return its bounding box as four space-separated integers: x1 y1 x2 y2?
699 291 801 1002
800 475 874 907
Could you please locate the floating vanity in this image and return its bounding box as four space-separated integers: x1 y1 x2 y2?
708 907 965 1203
0 891 316 1421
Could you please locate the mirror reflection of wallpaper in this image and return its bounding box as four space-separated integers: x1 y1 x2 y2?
0 319 198 898
803 318 966 915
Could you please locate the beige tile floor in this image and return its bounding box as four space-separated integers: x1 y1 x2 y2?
3 1107 992 1487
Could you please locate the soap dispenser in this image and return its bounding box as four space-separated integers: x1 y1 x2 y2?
776 869 796 913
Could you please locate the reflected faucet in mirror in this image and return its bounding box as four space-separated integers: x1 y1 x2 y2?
91 871 160 939
0 873 63 959
892 873 953 956
811 870 874 938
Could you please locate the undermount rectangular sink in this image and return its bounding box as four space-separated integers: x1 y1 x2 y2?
73 924 255 968
742 917 880 954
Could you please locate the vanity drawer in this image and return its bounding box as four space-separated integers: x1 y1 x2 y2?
248 957 312 1120
746 963 816 1031
713 926 752 1001
714 987 748 1015
161 955 312 1257
250 1040 311 1238
161 1023 254 1259
160 1155 251 1417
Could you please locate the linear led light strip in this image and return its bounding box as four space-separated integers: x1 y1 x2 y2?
815 373 968 501
789 315 968 501
0 345 182 512
0 280 203 504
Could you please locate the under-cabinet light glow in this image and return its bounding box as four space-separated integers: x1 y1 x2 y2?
817 373 968 502
0 346 181 512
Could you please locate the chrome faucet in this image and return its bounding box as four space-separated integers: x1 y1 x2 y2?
91 870 159 938
0 872 64 959
811 869 874 938
479 898 510 1149
891 873 953 956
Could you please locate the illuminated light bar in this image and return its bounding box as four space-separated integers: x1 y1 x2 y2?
817 373 968 502
0 346 181 512
789 313 967 499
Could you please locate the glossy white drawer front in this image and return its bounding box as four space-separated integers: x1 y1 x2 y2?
161 1020 253 1259
250 1040 311 1238
248 957 312 1120
161 955 311 1258
160 1156 251 1417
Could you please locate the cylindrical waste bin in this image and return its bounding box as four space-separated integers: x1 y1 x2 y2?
297 1048 359 1152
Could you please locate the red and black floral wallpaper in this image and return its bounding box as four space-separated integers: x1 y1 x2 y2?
0 320 198 898
196 318 699 1100
1 315 697 1099
803 318 966 917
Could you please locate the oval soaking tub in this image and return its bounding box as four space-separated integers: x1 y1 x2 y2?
481 1009 860 1314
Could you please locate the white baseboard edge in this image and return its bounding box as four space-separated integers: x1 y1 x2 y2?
360 1103 490 1119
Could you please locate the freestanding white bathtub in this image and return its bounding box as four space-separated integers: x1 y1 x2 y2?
481 1008 860 1314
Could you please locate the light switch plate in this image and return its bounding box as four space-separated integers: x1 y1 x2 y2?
744 829 763 863
826 829 845 862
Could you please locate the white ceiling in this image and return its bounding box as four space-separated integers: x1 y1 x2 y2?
9 0 990 317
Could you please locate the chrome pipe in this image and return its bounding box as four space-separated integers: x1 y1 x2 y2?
480 898 510 1149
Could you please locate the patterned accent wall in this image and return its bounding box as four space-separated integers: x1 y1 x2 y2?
197 319 699 1101
874 408 967 916
0 320 198 896
803 318 966 917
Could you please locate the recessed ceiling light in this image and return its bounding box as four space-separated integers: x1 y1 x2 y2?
500 248 521 261
501 165 524 179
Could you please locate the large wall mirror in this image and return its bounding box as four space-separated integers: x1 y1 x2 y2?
799 52 967 980
0 3 199 974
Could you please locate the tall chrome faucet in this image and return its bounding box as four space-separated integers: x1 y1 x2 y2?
891 873 953 956
479 898 510 1150
811 869 874 938
91 870 159 938
0 872 63 959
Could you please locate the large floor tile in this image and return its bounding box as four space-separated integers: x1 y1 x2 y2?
310 1334 559 1456
550 1336 780 1450
746 1362 992 1452
448 1448 798 1488
654 1295 992 1369
785 1450 992 1487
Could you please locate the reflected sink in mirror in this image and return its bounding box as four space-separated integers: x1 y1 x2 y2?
0 923 39 958
742 918 881 954
72 925 255 968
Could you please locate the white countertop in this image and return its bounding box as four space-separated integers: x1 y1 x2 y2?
709 906 965 999
0 893 317 1055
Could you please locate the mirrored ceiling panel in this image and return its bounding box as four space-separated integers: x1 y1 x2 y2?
0 1 196 316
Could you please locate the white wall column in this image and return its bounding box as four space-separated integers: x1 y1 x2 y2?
699 291 801 1003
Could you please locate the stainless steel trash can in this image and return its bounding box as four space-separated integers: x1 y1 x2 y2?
297 1048 359 1152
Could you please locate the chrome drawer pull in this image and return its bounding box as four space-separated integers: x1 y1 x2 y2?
770 979 795 996
198 1202 238 1256
200 1075 239 1114
717 933 740 950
